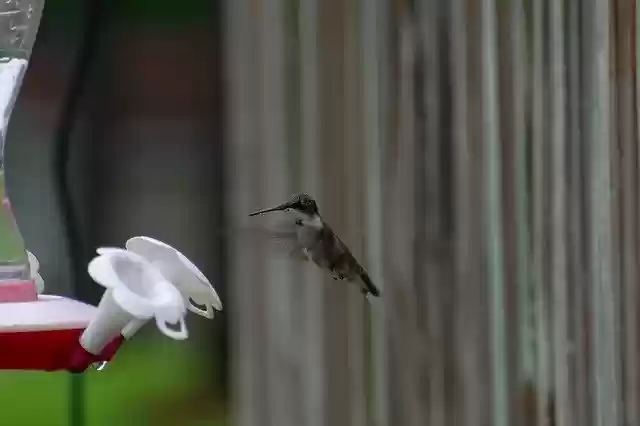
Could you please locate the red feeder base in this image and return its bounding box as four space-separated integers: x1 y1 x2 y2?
0 294 126 372
0 330 124 372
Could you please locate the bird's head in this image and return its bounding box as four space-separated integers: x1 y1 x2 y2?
248 193 319 217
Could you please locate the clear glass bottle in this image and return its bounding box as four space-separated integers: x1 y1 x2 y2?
0 0 45 280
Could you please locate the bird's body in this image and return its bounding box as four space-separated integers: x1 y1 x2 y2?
249 194 380 297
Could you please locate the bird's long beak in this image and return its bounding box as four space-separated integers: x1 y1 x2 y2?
248 201 293 216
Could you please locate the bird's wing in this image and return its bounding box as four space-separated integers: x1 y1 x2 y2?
230 222 309 263
265 229 309 262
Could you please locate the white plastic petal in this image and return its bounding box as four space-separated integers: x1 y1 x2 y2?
125 236 223 318
26 250 44 294
34 273 44 294
96 247 124 256
154 315 188 340
87 250 128 289
26 250 39 273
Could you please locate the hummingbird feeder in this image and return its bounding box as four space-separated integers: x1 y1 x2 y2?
0 0 222 373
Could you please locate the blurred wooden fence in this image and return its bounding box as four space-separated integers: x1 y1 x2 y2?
225 0 640 425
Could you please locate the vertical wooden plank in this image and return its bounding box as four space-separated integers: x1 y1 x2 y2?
504 0 540 422
495 2 521 423
463 0 494 424
343 1 368 425
226 0 268 425
549 1 570 425
412 10 431 424
361 0 389 423
481 0 508 424
418 0 445 423
584 0 621 423
616 0 640 424
437 1 458 421
318 0 351 425
385 12 421 426
632 0 640 421
283 1 307 423
607 7 623 426
531 1 551 424
453 1 496 424
260 0 297 425
637 0 640 331
509 0 535 399
566 0 589 423
451 0 487 424
298 1 326 426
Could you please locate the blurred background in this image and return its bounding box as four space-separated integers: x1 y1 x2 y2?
1 0 638 425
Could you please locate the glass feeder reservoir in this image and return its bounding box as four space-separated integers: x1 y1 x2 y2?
0 0 45 282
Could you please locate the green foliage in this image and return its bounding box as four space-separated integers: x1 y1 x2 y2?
0 335 227 426
0 173 28 265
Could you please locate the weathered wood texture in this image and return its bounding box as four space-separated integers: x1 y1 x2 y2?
226 0 639 425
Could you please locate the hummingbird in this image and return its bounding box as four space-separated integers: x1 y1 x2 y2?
248 193 380 297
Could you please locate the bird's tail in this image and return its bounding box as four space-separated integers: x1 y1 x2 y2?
360 271 380 297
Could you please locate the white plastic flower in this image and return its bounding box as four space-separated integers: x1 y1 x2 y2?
124 236 223 318
87 248 188 341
